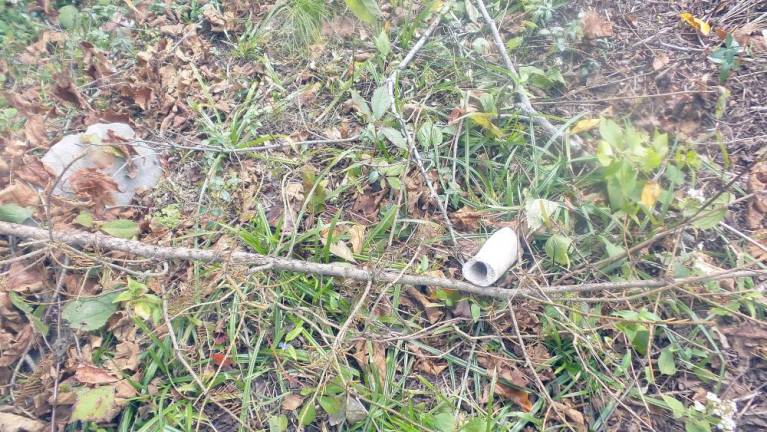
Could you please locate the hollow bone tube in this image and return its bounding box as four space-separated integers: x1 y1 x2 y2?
462 227 520 287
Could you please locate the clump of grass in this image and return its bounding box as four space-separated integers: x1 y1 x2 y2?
280 0 330 48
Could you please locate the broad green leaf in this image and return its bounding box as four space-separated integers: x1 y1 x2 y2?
683 193 730 229
545 234 572 267
298 402 316 426
506 36 524 50
100 219 139 239
525 198 560 232
417 121 443 148
685 418 712 432
62 291 120 331
71 386 118 423
268 414 288 432
58 5 80 30
371 85 390 121
374 30 391 57
379 127 407 150
350 90 372 118
596 140 614 166
345 0 380 25
658 348 677 375
599 119 622 149
319 395 343 415
0 203 33 223
461 417 487 432
9 292 48 335
74 211 94 228
429 412 456 432
470 303 481 323
284 322 304 342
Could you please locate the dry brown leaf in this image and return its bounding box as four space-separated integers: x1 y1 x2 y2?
53 74 87 108
69 168 120 210
24 115 47 148
0 183 40 207
552 401 587 432
353 340 387 382
0 325 34 367
652 53 670 71
0 412 46 432
494 384 533 411
450 207 484 231
322 15 356 38
582 11 613 39
479 355 528 386
404 286 444 324
74 364 119 385
409 345 448 375
281 394 304 411
109 340 140 371
81 41 115 80
747 162 767 229
3 263 47 294
351 188 385 220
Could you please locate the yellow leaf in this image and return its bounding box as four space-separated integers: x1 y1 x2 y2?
640 181 662 208
467 112 503 138
348 225 366 254
680 12 710 36
570 118 601 134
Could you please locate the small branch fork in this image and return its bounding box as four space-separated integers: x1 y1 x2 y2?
1 221 762 300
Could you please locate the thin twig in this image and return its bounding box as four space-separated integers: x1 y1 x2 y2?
473 0 582 152
1 222 764 300
384 2 460 251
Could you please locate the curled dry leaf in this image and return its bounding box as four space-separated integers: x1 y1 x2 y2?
0 325 34 367
407 343 448 375
0 412 46 432
24 115 48 148
351 188 385 220
74 364 119 385
81 41 115 80
53 74 87 108
477 352 532 411
108 340 140 371
69 168 120 211
552 401 587 432
746 162 767 229
281 394 304 411
652 53 670 71
3 262 48 294
16 156 53 188
450 207 484 231
582 11 613 39
348 224 366 254
352 340 387 382
404 286 444 324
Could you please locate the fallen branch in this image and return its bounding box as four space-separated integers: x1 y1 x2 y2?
0 221 763 300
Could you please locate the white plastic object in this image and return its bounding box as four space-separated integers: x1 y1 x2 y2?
462 227 520 286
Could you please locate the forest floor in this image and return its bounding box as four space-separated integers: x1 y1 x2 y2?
1 0 767 431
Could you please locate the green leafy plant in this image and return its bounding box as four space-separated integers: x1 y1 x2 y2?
709 34 740 83
612 308 661 355
113 278 163 324
596 120 669 213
